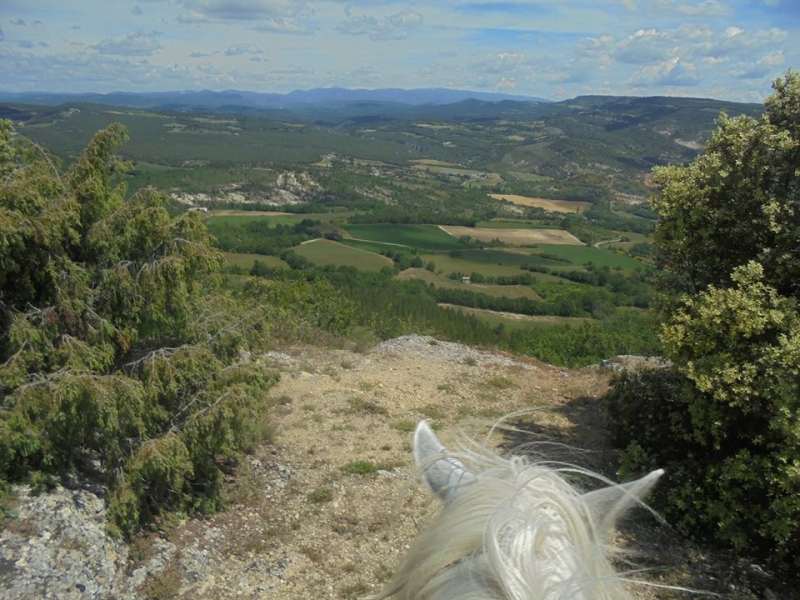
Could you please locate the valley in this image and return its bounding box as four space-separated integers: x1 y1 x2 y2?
3 93 758 367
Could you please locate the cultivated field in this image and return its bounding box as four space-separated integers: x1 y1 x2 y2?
439 304 589 327
489 193 593 213
535 244 647 270
293 239 394 271
440 225 583 246
208 211 355 226
343 224 464 251
209 210 293 217
396 268 543 299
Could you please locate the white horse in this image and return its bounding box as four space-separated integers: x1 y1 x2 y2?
370 421 664 600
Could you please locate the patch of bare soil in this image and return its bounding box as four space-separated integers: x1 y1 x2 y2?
140 336 790 600
440 225 583 245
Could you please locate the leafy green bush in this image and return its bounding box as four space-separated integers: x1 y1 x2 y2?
605 72 800 571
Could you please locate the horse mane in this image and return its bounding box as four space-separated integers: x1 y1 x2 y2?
369 422 663 600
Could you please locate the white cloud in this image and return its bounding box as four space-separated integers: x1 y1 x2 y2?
648 0 732 17
93 31 163 56
178 0 308 21
251 15 315 35
613 29 679 65
676 0 730 17
225 43 262 55
177 10 213 23
735 50 784 79
627 56 700 87
495 76 517 89
337 8 423 41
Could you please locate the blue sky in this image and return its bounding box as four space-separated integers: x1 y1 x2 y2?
1 1 798 101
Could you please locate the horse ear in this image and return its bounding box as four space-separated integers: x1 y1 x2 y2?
413 421 476 502
581 469 664 534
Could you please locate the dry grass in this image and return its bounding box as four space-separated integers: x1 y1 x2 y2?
488 193 593 213
440 224 583 245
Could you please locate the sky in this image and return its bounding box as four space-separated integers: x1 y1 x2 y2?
1 1 798 102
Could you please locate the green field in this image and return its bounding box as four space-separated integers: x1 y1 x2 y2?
440 304 589 330
343 224 464 251
222 252 287 270
208 211 355 227
293 239 394 271
396 268 542 299
536 245 646 270
420 254 532 278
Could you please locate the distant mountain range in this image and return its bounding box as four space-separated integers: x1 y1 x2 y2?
0 88 548 111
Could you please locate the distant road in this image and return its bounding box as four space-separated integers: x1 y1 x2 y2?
594 238 622 248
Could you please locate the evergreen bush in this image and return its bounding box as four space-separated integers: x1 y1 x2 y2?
0 121 281 537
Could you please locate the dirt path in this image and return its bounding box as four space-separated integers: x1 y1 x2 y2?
133 336 772 600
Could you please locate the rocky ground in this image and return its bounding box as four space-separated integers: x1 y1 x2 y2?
0 335 791 599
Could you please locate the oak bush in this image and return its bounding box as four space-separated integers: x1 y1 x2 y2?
605 72 800 570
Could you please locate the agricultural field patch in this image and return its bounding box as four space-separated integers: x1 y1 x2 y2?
414 164 486 177
420 254 531 278
342 224 464 251
476 220 561 230
410 159 459 166
439 304 590 328
207 211 354 227
536 244 647 270
489 193 592 213
440 226 583 246
396 268 542 300
209 210 293 217
293 239 394 272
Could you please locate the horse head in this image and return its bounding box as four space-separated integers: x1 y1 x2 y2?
370 420 663 600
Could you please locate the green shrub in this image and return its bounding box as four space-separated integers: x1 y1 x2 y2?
341 460 378 475
0 122 279 539
606 72 800 572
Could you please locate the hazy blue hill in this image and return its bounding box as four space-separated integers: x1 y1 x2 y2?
0 92 764 190
0 88 545 111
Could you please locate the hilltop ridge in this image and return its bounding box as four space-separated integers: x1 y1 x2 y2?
0 336 778 600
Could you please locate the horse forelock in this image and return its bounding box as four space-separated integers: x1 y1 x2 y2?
371 449 635 600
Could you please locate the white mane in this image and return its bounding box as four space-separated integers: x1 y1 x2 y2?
370 421 663 600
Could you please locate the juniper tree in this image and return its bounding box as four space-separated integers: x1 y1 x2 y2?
0 122 279 536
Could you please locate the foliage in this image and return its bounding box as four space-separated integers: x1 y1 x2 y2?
605 71 800 570
0 121 281 537
242 276 356 337
249 266 660 368
651 73 800 299
206 217 320 255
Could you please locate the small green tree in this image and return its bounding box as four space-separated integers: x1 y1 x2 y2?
605 71 800 569
0 122 278 536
